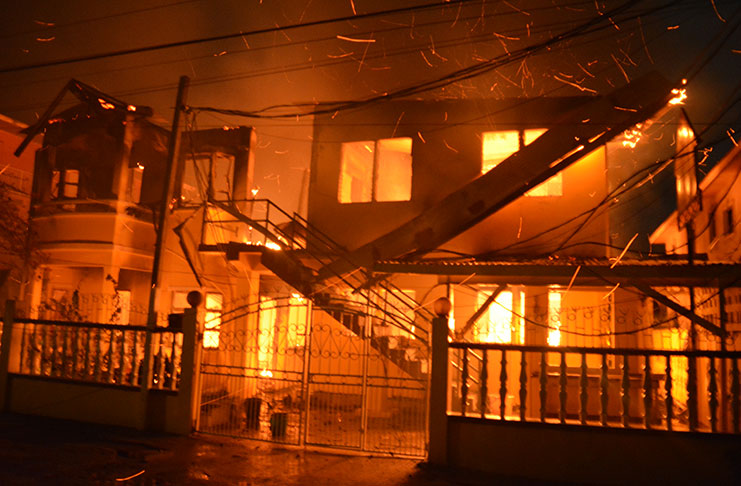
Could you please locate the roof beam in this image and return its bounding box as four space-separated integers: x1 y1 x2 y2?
633 284 725 337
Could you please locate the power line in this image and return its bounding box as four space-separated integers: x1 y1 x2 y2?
187 0 656 119
0 0 690 114
0 0 483 74
0 0 206 41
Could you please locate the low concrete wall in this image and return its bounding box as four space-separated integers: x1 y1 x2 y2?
447 416 741 484
7 375 144 429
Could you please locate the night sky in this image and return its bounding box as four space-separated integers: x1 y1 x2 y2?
1 0 739 213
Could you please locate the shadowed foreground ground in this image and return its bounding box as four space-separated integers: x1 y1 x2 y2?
0 413 567 485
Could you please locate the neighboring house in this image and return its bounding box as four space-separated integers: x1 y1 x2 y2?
651 143 741 350
0 113 39 305
18 81 258 329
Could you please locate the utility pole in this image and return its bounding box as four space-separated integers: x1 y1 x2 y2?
140 76 190 397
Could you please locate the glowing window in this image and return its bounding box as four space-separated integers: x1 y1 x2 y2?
338 137 412 203
547 288 614 367
526 173 563 197
475 290 513 344
524 129 561 196
203 293 223 349
482 131 519 173
481 129 561 196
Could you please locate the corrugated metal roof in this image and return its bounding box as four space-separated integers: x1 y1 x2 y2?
373 256 741 287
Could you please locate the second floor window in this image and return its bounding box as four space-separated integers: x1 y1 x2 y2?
181 153 235 204
338 137 412 203
481 129 562 197
50 169 79 199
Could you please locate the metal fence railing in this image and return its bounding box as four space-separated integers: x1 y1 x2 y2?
8 318 182 391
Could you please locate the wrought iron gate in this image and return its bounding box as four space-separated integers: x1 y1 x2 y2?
196 295 429 458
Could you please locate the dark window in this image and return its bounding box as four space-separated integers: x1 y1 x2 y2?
724 207 734 235
180 153 235 204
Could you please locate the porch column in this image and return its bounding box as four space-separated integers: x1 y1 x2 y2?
428 297 451 465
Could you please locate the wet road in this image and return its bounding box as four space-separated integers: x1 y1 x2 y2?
0 413 559 485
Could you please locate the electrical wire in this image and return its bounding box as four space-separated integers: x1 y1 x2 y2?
0 0 487 74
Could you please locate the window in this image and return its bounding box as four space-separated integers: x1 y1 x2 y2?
481 128 562 196
546 288 614 367
473 288 525 344
128 165 144 203
724 207 734 235
181 153 235 204
475 290 513 344
50 169 79 199
203 293 223 349
482 130 520 174
338 137 412 203
172 290 223 348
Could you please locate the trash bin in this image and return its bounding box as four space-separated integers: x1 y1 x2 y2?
244 397 262 430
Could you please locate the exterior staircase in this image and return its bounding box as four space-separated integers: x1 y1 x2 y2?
202 198 434 380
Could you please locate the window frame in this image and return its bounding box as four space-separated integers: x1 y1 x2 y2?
50 169 80 199
338 137 413 204
723 207 734 235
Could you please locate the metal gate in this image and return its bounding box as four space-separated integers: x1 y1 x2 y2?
196 295 429 457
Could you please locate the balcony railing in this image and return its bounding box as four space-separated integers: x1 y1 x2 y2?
449 342 741 434
8 318 182 391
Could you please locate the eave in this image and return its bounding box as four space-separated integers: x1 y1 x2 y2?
373 259 741 288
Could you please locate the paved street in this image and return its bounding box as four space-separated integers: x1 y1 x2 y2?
0 413 566 486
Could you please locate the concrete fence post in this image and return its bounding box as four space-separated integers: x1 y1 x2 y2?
428 297 451 465
0 300 16 410
173 300 201 434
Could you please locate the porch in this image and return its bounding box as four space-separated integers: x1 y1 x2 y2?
429 313 741 484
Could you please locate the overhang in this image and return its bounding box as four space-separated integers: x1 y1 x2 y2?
373 258 741 288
